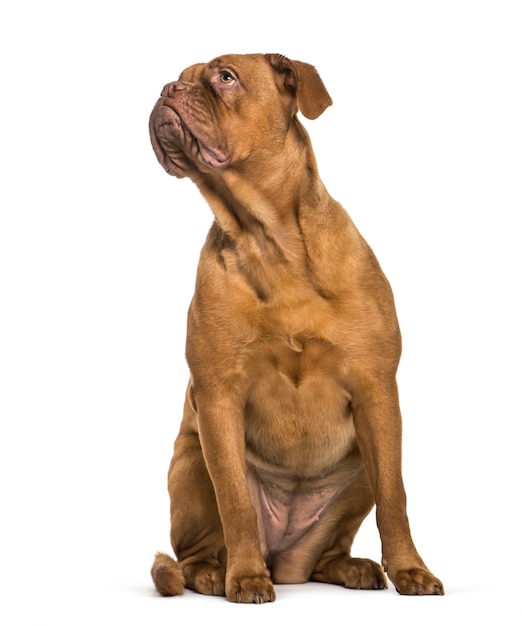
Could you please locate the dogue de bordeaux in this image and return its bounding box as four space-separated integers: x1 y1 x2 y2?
148 53 443 603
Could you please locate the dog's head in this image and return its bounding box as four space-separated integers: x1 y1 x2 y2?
149 53 332 179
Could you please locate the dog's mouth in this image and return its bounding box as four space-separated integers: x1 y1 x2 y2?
150 103 229 176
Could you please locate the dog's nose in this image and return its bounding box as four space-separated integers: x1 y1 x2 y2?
161 81 191 98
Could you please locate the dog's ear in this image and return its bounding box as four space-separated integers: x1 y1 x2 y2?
266 54 332 120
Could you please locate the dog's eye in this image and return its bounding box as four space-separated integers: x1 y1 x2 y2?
219 71 236 84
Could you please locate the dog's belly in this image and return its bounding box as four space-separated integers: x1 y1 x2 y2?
247 473 345 555
244 337 362 555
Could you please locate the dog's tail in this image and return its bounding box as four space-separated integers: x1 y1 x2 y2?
151 552 185 596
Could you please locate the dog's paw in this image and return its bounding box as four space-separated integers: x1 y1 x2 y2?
312 556 387 590
183 562 226 596
226 572 276 604
390 567 444 596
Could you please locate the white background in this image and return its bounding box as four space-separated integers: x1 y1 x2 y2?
1 1 521 624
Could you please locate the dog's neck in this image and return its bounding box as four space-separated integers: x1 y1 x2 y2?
190 120 365 302
194 120 326 255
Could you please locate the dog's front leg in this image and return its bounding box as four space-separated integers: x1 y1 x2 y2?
194 388 276 603
351 375 444 595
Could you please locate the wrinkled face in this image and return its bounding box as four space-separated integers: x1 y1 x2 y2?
149 54 296 179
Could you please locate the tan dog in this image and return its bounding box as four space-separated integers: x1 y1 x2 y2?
149 53 443 603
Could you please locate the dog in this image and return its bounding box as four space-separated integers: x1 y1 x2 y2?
148 53 443 603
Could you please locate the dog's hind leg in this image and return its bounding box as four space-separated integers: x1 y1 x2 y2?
165 427 227 597
310 478 387 590
150 383 228 597
151 432 227 598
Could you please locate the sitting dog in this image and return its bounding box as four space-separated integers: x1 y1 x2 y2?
148 53 443 603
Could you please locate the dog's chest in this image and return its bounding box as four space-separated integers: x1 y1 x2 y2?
244 336 357 477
